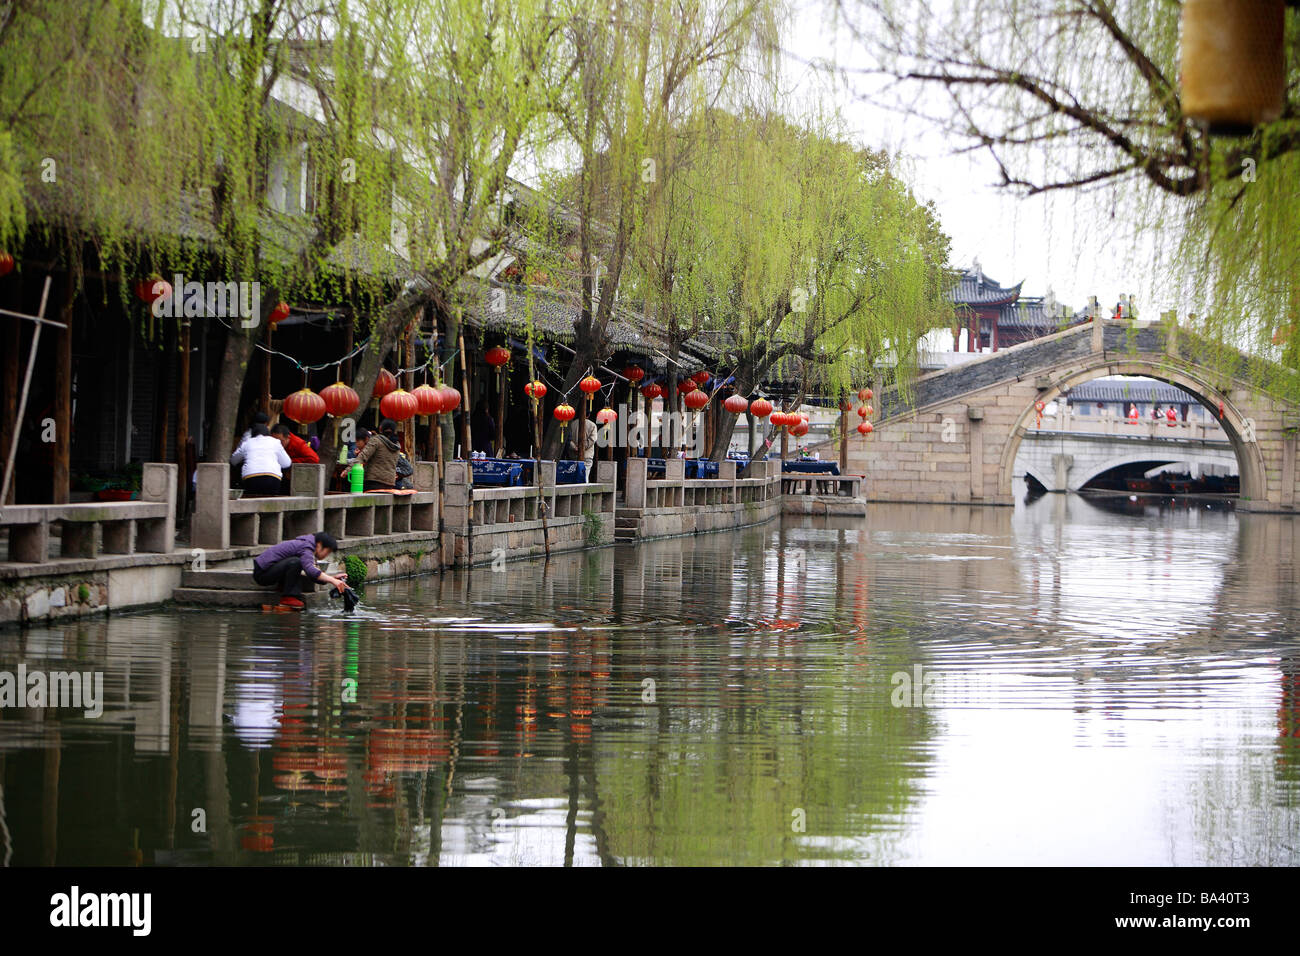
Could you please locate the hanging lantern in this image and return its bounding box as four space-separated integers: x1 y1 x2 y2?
857 422 873 436
438 385 461 414
749 398 773 419
684 389 709 411
269 302 291 325
134 276 171 304
839 398 853 412
553 403 576 422
857 405 869 419
412 383 442 420
525 380 547 401
1180 0 1285 134
380 388 420 422
579 375 602 402
863 404 873 417
623 364 645 383
595 407 618 426
486 345 511 370
677 379 698 395
320 381 360 418
283 388 327 433
858 387 873 402
770 411 787 428
642 382 663 400
691 370 711 386
0 252 13 277
723 394 749 415
791 420 810 438
374 368 398 399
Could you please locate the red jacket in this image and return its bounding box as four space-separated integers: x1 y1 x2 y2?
284 433 319 464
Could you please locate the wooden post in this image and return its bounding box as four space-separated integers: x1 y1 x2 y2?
260 323 272 413
839 391 848 473
1 276 54 506
177 318 191 512
495 366 507 457
457 323 472 459
1 304 18 504
53 272 75 503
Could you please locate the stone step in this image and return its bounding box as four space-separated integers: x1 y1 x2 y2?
180 569 265 590
173 587 330 608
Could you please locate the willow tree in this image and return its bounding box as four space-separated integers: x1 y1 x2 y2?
673 109 950 460
835 0 1300 396
530 0 781 456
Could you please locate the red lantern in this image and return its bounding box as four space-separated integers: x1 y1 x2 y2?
380 388 419 422
374 368 398 399
749 398 773 419
284 388 327 428
691 370 711 386
438 385 461 414
525 381 547 400
579 375 601 400
320 381 360 418
134 276 171 304
553 403 576 423
623 365 645 383
723 394 749 415
486 345 511 369
642 383 663 400
596 407 618 426
412 383 442 417
769 411 785 427
269 302 291 325
857 422 873 435
863 404 873 417
684 389 709 411
0 252 13 277
791 421 810 438
858 387 873 402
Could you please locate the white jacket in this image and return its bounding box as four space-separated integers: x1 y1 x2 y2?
230 434 291 479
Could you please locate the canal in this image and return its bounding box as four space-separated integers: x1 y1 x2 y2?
2 493 1298 866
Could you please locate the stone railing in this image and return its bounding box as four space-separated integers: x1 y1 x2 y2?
192 462 439 551
1 463 177 564
441 460 616 566
617 459 781 540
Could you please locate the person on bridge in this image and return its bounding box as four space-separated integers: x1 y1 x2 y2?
1128 404 1139 425
1166 406 1178 426
252 531 348 609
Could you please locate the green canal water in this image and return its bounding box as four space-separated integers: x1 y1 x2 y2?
2 494 1299 865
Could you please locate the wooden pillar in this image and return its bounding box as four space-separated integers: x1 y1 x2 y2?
260 324 273 413
2 293 21 504
177 319 191 512
53 270 75 504
839 393 848 472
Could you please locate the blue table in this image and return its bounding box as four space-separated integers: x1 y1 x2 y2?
644 458 719 478
518 460 588 485
472 459 524 486
782 460 840 475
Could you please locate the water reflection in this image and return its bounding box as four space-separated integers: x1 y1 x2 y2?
3 493 1300 865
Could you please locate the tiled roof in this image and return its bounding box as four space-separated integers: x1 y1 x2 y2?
1065 379 1199 404
951 265 1024 306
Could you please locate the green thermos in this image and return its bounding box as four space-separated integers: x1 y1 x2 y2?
349 462 364 493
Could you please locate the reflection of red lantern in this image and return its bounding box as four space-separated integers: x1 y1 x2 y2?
269 302 291 324
486 345 511 369
134 277 171 304
749 398 773 419
642 383 663 400
579 375 601 401
320 381 360 418
684 389 709 411
525 380 547 400
857 422 873 435
858 387 873 402
412 383 442 417
596 407 618 426
553 403 576 423
691 370 711 386
623 365 645 383
380 388 419 422
0 252 13 277
723 394 748 415
437 385 461 414
374 368 398 399
284 389 327 428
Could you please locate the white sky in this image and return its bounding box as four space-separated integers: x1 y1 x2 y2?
784 1 1170 318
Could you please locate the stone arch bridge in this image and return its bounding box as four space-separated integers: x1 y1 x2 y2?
849 319 1300 511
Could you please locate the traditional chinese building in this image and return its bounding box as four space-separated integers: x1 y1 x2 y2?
949 262 1084 352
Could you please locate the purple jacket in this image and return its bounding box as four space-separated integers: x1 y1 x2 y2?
254 534 323 580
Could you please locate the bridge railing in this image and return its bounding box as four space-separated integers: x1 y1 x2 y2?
1039 415 1228 442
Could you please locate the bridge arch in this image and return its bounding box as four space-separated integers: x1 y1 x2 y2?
996 360 1267 501
1074 451 1238 490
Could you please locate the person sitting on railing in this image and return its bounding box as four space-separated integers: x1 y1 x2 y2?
271 423 320 493
230 423 291 498
252 531 347 609
347 419 401 490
